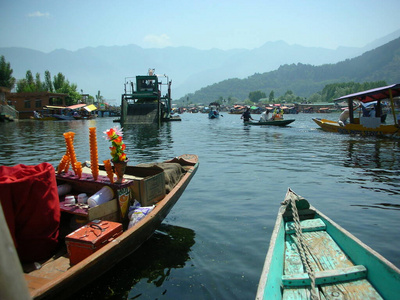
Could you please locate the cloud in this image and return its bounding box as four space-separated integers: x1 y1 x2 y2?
28 11 50 18
143 34 172 48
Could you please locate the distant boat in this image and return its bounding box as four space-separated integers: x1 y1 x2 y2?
256 188 400 300
244 119 295 126
208 104 220 119
50 104 98 121
313 83 400 137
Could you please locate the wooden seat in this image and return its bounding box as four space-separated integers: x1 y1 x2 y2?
285 218 326 234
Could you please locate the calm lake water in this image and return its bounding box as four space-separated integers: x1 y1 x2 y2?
1 112 400 300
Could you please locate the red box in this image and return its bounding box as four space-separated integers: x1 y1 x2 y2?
65 220 123 265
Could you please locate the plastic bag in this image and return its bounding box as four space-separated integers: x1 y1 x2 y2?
128 205 155 229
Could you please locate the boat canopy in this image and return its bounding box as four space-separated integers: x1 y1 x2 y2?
44 105 66 109
334 83 400 103
67 104 87 110
84 104 97 112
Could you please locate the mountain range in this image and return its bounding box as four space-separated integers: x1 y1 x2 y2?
1 29 399 104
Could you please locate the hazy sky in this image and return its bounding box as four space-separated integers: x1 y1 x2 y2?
1 0 400 53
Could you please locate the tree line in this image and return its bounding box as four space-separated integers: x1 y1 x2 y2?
1 55 82 105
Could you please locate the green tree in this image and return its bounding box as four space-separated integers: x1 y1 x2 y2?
35 72 46 91
45 70 53 92
26 70 34 88
16 71 35 92
269 90 275 103
52 72 80 105
248 90 266 103
53 72 66 91
0 56 16 89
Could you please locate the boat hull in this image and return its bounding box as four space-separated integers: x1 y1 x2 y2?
244 119 295 126
256 188 400 300
313 118 399 137
25 154 199 300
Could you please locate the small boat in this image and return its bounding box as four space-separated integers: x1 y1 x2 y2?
22 154 199 299
244 119 295 126
256 188 400 300
313 83 400 137
208 110 220 119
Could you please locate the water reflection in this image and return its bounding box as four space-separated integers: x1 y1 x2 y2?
123 123 173 162
343 139 400 170
352 203 400 210
70 224 196 300
342 138 400 197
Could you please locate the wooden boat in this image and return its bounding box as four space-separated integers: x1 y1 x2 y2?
244 119 295 126
256 188 400 300
313 83 400 137
23 154 199 300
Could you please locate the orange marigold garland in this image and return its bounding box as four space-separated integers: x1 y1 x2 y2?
103 159 114 183
89 127 99 180
58 154 70 174
63 132 78 174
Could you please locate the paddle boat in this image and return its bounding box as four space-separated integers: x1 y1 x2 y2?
256 188 400 299
313 83 400 137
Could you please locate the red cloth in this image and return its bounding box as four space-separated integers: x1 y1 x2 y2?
0 163 60 263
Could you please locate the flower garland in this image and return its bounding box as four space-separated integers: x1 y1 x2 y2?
104 126 127 162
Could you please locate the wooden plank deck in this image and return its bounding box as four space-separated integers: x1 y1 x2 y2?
283 218 383 299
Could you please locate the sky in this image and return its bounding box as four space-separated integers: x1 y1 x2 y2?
1 0 400 53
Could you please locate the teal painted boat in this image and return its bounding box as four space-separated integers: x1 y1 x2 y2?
244 119 295 126
256 188 400 300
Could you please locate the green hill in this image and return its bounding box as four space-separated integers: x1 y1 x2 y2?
178 37 400 104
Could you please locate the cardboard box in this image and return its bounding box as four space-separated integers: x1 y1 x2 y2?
65 220 123 265
124 166 166 206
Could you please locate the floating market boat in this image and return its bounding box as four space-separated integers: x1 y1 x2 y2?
4 154 198 300
256 188 400 300
244 119 295 126
313 83 400 137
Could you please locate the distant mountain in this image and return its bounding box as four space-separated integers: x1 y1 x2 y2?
0 29 399 102
183 36 400 103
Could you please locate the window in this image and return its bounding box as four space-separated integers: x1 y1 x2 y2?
35 99 42 108
24 100 31 108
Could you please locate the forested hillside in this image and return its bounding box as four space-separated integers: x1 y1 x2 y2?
179 37 400 104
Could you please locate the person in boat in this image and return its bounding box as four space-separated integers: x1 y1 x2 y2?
241 107 253 122
271 108 283 120
338 103 360 126
259 109 270 122
33 111 41 119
